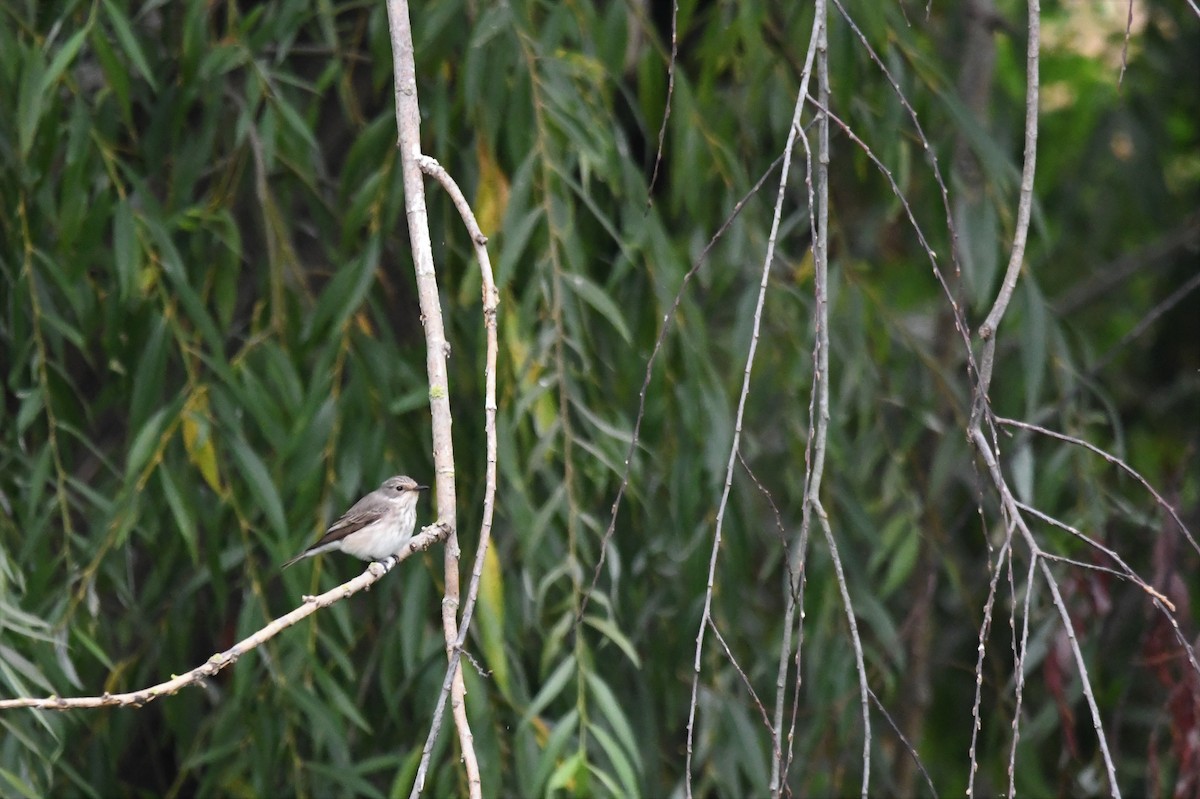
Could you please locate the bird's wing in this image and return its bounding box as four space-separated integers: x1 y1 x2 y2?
311 505 387 547
282 495 388 568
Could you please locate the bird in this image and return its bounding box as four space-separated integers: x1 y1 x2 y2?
283 475 428 568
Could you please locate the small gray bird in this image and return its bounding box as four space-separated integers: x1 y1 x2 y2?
283 475 428 568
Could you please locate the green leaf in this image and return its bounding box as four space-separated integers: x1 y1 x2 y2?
522 653 575 725
15 388 44 436
586 758 626 799
228 437 287 540
0 767 42 799
530 708 579 796
17 46 45 157
112 199 137 302
42 25 91 96
584 672 643 779
267 88 319 154
562 272 632 344
583 615 641 668
101 0 158 91
0 644 56 694
158 467 198 562
545 749 587 797
125 406 171 484
89 26 131 125
303 236 380 345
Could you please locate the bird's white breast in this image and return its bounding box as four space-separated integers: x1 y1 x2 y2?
338 517 412 560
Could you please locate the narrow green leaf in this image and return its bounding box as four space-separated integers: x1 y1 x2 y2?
0 767 41 799
313 667 373 734
101 0 158 91
112 199 137 301
496 207 543 291
880 523 921 598
562 272 632 343
0 644 55 694
125 406 170 483
303 236 380 344
158 467 198 562
527 708 579 796
128 317 168 433
546 750 587 796
228 437 287 540
586 759 625 799
17 47 45 157
71 628 115 671
15 388 44 436
42 25 91 96
268 89 319 153
584 672 643 777
306 763 385 799
521 653 575 724
583 615 641 668
89 26 131 125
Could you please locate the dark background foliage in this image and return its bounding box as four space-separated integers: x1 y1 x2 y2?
1 0 1197 796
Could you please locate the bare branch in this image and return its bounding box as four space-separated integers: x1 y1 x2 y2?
973 0 1041 432
407 154 501 798
0 528 444 711
383 2 477 796
971 427 1122 798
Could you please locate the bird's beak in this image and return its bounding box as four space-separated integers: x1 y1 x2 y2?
416 484 429 491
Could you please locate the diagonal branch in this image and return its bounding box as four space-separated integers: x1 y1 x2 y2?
0 529 444 711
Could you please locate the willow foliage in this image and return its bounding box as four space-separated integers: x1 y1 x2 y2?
1 0 1198 796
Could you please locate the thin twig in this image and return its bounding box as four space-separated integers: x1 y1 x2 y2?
1012 501 1200 682
1012 500 1177 612
995 417 1198 557
708 618 777 740
1007 553 1038 799
972 0 1040 434
972 428 1122 798
646 0 678 203
779 94 821 799
868 687 939 799
683 51 813 799
829 0 976 366
966 525 1013 798
1117 0 1134 90
579 155 785 624
814 9 870 796
406 154 500 798
760 16 823 794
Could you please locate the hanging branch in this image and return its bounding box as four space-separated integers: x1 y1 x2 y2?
683 4 837 796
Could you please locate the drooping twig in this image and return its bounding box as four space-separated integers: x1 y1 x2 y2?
683 24 816 797
769 13 823 795
996 417 1198 557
